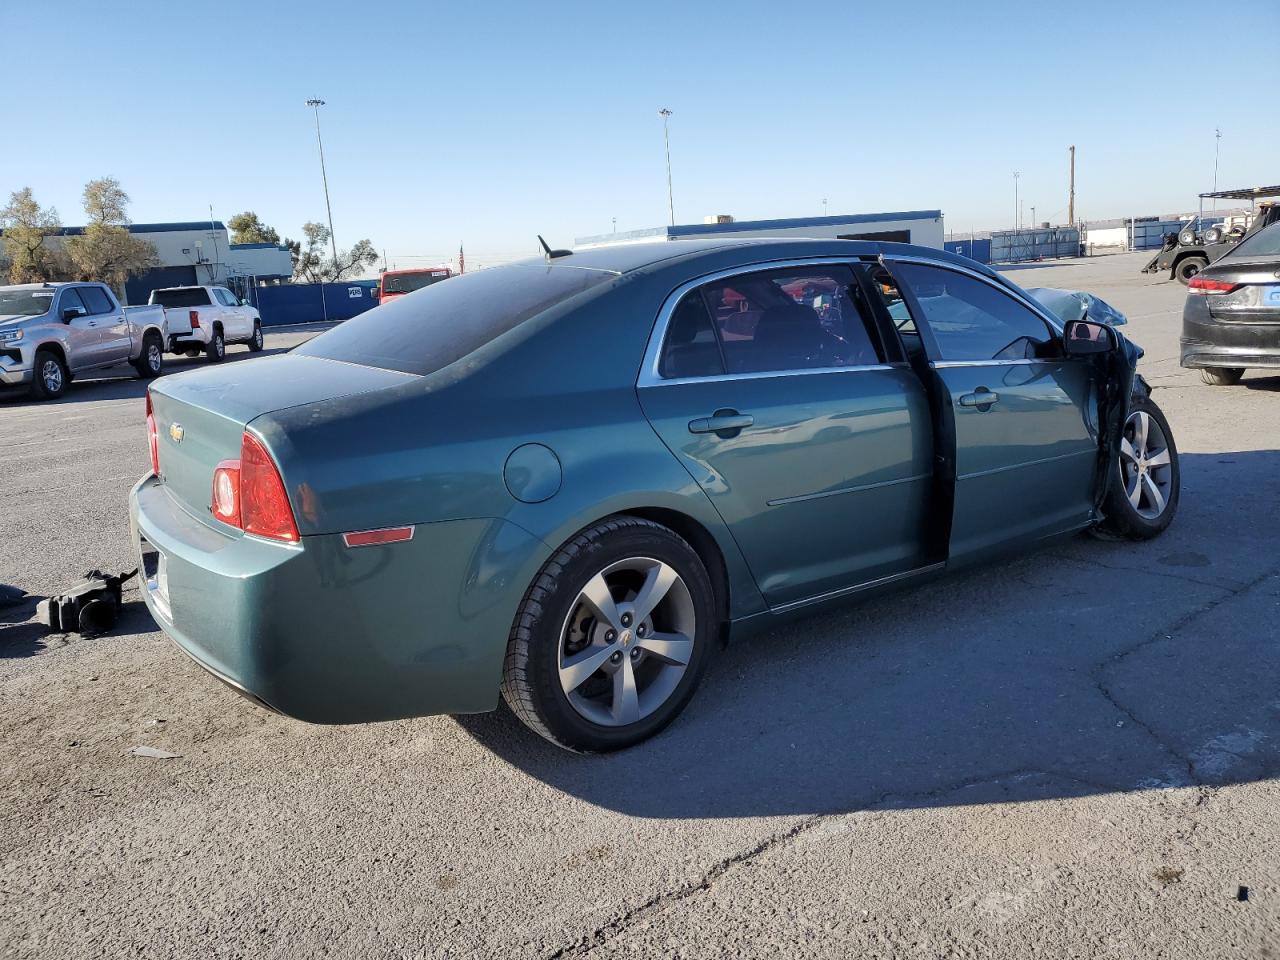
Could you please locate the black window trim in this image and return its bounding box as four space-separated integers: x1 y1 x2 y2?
639 258 901 387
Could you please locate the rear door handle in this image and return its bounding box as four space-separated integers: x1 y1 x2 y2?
689 409 754 437
958 389 1000 408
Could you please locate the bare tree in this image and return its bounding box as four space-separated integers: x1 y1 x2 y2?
0 188 62 282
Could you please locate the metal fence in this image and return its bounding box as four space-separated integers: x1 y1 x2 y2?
989 227 1082 264
943 238 993 264
249 282 379 326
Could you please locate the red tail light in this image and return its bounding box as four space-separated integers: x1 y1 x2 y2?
146 391 160 476
209 433 299 542
189 310 201 328
1188 276 1239 295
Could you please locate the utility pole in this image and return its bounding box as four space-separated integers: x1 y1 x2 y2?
1068 145 1076 225
305 98 340 273
659 108 675 226
822 197 828 216
1031 205 1036 227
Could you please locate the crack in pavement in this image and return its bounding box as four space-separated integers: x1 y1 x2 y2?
544 564 1280 958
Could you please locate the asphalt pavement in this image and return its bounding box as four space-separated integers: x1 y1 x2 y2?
1 258 1277 958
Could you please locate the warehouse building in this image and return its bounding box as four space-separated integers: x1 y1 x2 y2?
575 210 944 249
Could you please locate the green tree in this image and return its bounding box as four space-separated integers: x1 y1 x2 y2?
227 211 281 245
63 178 158 290
288 221 379 282
0 187 62 282
325 238 379 281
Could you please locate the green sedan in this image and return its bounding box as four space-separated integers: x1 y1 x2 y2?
129 239 1180 751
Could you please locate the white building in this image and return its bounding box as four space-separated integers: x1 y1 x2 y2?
575 210 944 249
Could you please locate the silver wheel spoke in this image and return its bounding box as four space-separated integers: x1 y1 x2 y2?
631 561 678 626
636 631 693 665
1142 474 1166 515
1146 447 1171 468
1119 437 1138 464
1133 411 1149 454
578 573 622 630
559 644 615 694
611 657 639 724
1127 475 1142 508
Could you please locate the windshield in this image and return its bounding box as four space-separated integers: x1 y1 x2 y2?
1223 220 1280 260
299 263 613 376
382 271 450 295
151 288 212 308
0 288 56 317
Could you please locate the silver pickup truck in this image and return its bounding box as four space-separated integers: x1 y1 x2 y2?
0 282 167 400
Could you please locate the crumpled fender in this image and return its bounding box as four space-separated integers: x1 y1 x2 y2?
1090 333 1146 513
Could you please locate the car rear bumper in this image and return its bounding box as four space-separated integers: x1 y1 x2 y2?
1180 300 1280 369
129 475 549 723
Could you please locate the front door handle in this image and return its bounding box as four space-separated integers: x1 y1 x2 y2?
958 389 1000 408
689 409 754 437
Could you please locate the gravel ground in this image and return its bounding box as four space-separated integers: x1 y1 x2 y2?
1 258 1277 959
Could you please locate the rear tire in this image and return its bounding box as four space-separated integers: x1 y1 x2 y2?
1174 256 1207 284
206 328 225 362
132 332 163 378
29 349 68 400
248 321 264 353
1199 366 1243 386
1100 396 1179 540
501 516 717 752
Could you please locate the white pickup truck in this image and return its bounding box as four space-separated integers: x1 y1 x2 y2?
147 285 264 362
0 282 167 400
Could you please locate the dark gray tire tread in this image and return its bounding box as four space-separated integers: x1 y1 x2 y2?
132 332 163 378
29 349 67 400
500 515 715 753
1199 366 1243 386
206 328 225 362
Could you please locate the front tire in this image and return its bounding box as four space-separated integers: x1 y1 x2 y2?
1199 366 1243 386
248 321 264 353
1100 396 1179 539
29 349 68 400
501 516 717 752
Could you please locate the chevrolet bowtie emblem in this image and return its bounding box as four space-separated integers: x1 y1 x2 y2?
169 423 185 443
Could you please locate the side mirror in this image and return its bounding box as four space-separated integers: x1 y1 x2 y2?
62 308 80 323
239 298 249 306
1062 318 1117 356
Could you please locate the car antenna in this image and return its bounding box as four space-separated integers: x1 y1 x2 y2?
537 235 573 260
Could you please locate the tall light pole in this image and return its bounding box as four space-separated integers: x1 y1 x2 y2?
659 108 675 226
306 98 340 270
1212 127 1222 211
822 197 828 216
1013 171 1021 232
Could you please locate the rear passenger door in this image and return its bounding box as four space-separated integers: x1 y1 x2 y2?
885 260 1098 560
638 263 936 609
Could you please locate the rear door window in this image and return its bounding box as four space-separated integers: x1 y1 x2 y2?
296 263 614 376
659 293 725 379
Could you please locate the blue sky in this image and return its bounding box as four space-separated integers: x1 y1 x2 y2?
3 0 1278 271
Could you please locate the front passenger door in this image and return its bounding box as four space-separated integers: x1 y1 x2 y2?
56 288 106 370
887 261 1099 560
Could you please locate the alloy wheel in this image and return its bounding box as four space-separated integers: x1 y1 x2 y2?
1119 409 1173 520
148 343 162 372
557 557 696 727
42 358 63 394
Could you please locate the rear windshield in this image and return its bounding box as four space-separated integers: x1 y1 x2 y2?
382 271 450 295
1223 220 1280 260
151 288 212 308
297 262 614 376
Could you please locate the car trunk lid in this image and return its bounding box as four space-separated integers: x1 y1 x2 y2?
149 354 416 530
1202 259 1280 321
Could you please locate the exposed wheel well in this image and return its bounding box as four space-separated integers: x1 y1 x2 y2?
617 507 731 639
35 342 68 366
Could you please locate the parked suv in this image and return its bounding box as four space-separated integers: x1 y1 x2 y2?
0 282 167 400
148 286 264 362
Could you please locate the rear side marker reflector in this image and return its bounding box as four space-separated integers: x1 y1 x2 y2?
343 526 415 548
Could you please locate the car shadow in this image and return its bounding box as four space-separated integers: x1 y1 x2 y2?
458 449 1280 818
1242 374 1280 392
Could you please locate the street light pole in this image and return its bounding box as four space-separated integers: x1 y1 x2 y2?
1212 127 1222 212
306 98 340 270
1013 171 1021 232
659 108 675 226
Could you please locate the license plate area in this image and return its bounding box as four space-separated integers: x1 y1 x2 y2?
1263 285 1280 306
140 536 172 622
